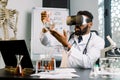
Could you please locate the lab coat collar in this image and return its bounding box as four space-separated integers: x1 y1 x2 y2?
81 33 91 43
73 32 91 44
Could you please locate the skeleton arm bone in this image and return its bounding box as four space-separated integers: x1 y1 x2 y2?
12 10 19 39
9 10 19 31
8 9 19 39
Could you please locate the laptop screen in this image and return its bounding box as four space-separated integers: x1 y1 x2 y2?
0 40 33 69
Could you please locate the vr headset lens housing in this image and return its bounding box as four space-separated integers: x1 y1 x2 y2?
66 15 76 25
66 15 92 26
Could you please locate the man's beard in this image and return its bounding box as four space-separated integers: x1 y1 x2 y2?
75 25 88 36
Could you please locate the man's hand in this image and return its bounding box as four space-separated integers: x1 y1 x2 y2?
49 29 71 49
42 28 48 33
42 23 55 33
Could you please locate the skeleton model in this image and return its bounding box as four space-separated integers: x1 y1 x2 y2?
0 0 18 40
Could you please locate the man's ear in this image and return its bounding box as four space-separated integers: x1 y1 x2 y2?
88 22 93 28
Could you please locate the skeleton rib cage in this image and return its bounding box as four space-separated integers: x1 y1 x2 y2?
0 8 18 40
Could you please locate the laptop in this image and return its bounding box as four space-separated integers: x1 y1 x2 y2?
0 40 33 69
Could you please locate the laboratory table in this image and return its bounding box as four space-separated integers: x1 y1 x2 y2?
0 68 119 80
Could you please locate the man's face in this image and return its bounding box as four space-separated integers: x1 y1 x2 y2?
74 24 89 36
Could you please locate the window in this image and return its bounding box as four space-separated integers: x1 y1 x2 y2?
98 0 105 38
98 0 120 47
111 0 120 47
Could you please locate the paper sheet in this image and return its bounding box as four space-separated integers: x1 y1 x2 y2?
31 68 80 79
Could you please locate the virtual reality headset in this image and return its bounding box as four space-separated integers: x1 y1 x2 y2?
66 15 92 26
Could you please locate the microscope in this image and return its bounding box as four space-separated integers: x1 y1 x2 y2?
101 35 117 58
101 35 120 58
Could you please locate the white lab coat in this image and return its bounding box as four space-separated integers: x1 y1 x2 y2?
67 32 105 68
40 31 61 47
40 26 70 47
40 26 70 61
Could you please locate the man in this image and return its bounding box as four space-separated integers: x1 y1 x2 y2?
49 11 105 68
